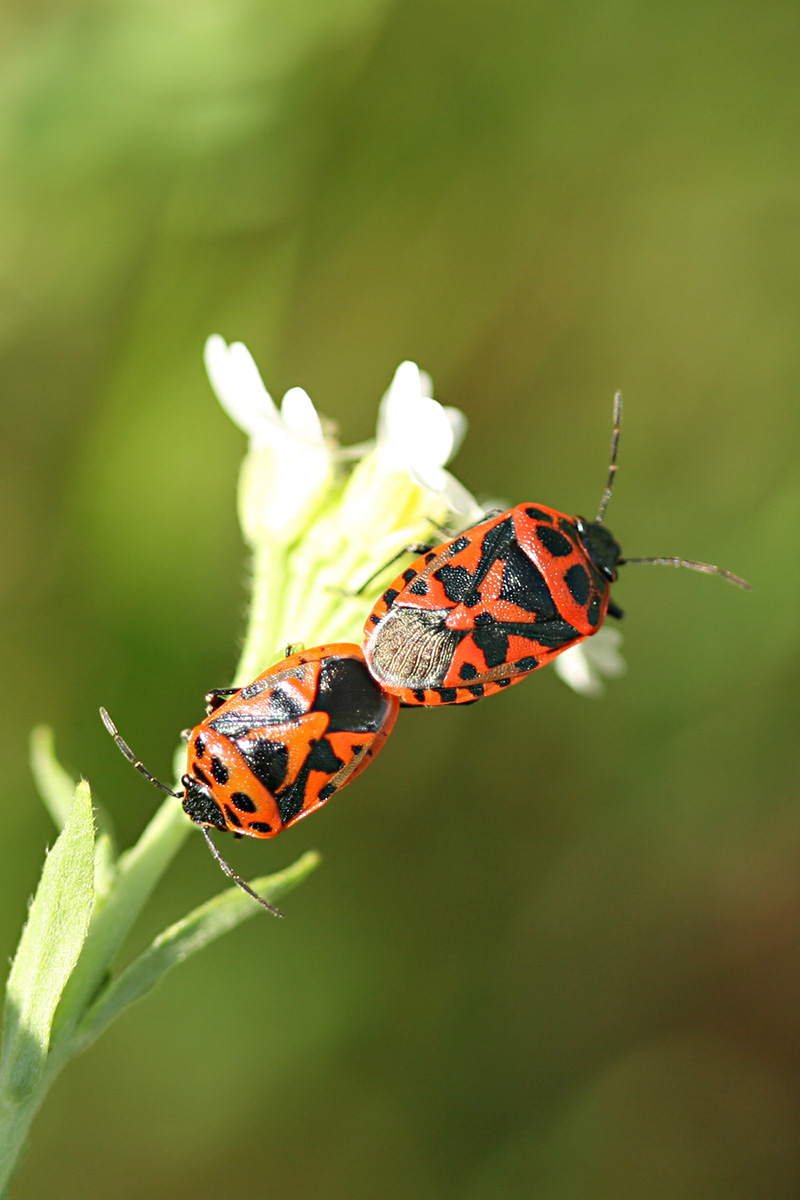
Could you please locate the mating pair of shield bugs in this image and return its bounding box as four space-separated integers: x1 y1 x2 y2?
102 395 749 913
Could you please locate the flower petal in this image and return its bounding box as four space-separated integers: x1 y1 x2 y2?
204 335 280 444
280 387 325 445
413 396 457 468
442 406 468 460
552 626 626 697
418 367 434 398
376 361 423 449
376 361 467 471
206 335 335 546
409 465 483 521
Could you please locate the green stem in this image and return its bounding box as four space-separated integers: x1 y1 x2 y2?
1 423 454 1192
235 539 288 685
0 1092 42 1196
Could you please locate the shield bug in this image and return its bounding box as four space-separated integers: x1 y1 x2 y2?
362 395 749 705
101 643 399 913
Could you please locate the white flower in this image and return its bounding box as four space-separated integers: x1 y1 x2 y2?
335 360 480 552
552 625 626 697
204 335 334 546
206 340 482 669
373 361 479 520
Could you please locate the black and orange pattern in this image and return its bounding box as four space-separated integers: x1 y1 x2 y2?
181 644 399 837
362 504 621 705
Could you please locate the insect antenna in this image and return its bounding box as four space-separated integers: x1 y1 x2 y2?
201 827 285 918
595 391 623 524
100 707 182 797
591 396 750 590
619 557 751 589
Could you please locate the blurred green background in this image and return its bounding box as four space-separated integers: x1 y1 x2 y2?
2 0 799 1196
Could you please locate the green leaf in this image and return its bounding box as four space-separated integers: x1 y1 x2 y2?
30 727 117 898
73 850 320 1054
0 783 96 1100
92 832 117 900
50 796 194 1049
29 727 76 831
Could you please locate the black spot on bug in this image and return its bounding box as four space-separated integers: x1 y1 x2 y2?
317 656 396 732
525 507 552 522
306 738 345 775
424 552 436 564
475 518 517 564
210 755 229 785
472 624 510 668
249 821 273 834
273 737 345 825
275 786 306 825
408 577 429 596
474 604 579 661
382 588 400 607
192 764 211 786
262 683 306 725
318 783 336 801
528 618 582 648
516 656 539 671
213 682 307 734
438 688 457 703
434 563 473 603
194 735 206 758
402 567 417 582
558 518 578 540
230 791 258 814
413 689 426 703
468 684 485 697
497 678 512 688
236 738 290 793
223 805 243 829
565 563 591 606
432 520 519 605
459 662 479 680
499 545 556 616
536 525 573 557
587 595 601 626
239 677 268 700
208 712 246 737
369 613 380 625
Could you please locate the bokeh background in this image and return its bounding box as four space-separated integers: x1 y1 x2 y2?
2 1 799 1196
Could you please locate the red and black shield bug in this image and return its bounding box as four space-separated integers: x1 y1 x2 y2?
101 643 399 914
362 394 750 706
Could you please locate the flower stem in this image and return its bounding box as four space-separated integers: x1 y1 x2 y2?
0 1092 41 1195
235 539 288 685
